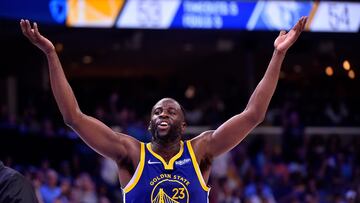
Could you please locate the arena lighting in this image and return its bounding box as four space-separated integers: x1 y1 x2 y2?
325 66 334 76
293 64 302 73
55 43 63 53
348 70 355 79
82 55 93 64
279 71 286 79
343 60 351 71
185 85 196 99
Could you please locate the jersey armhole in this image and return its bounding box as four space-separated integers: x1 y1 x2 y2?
122 142 145 193
186 140 210 192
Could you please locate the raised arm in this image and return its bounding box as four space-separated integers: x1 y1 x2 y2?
19 20 139 162
192 17 307 159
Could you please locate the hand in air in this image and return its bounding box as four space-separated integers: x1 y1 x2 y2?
274 16 307 53
20 19 55 54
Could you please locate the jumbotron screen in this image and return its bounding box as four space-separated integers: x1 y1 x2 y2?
1 0 359 32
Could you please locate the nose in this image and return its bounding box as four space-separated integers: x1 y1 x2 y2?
159 110 169 118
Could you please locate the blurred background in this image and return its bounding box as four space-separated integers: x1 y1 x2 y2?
1 0 360 202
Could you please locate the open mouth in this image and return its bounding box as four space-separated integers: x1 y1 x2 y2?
157 121 170 130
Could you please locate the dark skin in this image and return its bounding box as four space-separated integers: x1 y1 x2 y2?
20 16 307 186
148 98 186 162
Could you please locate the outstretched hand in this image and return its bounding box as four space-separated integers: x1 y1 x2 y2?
20 19 55 54
274 16 307 53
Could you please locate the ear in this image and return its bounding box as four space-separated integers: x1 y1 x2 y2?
180 122 187 134
148 121 152 131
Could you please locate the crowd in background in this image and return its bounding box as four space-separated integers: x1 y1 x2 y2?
1 73 359 140
1 126 360 203
1 75 360 203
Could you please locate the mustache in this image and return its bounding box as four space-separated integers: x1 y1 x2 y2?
149 121 180 141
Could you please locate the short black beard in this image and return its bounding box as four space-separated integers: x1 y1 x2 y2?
150 121 181 144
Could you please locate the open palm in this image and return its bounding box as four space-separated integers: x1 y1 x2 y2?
20 19 55 54
274 16 307 53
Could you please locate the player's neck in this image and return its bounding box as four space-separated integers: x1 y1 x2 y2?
151 138 181 162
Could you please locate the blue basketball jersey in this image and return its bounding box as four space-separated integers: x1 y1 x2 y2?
122 140 210 203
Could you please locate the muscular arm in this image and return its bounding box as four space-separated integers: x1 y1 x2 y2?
20 20 139 162
192 17 307 160
45 49 139 161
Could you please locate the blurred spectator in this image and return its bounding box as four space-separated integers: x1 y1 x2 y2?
217 177 241 203
39 169 61 203
324 100 349 126
99 157 118 187
282 109 304 163
77 173 98 203
244 176 276 203
212 151 232 179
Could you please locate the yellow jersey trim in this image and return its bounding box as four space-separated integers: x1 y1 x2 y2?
186 140 210 191
146 141 184 170
123 142 145 193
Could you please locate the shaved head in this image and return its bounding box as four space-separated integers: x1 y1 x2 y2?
152 98 186 121
149 98 187 143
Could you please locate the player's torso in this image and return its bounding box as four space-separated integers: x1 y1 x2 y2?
122 140 210 203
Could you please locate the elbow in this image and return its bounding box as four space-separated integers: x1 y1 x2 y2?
251 114 265 126
63 110 82 127
63 116 76 127
256 113 266 124
247 109 266 125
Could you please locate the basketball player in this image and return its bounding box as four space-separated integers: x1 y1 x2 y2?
20 16 307 202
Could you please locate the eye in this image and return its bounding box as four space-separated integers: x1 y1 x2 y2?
169 110 176 115
154 109 161 115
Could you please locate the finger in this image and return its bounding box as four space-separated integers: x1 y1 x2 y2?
33 22 39 34
299 16 305 27
299 16 307 33
302 16 308 31
301 18 305 31
20 19 28 34
33 22 40 39
292 19 301 31
20 19 27 35
279 30 286 37
295 17 303 32
25 20 36 41
21 19 32 39
295 16 306 33
25 20 31 35
302 16 307 26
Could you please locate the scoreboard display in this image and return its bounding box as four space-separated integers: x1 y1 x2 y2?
1 0 359 32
